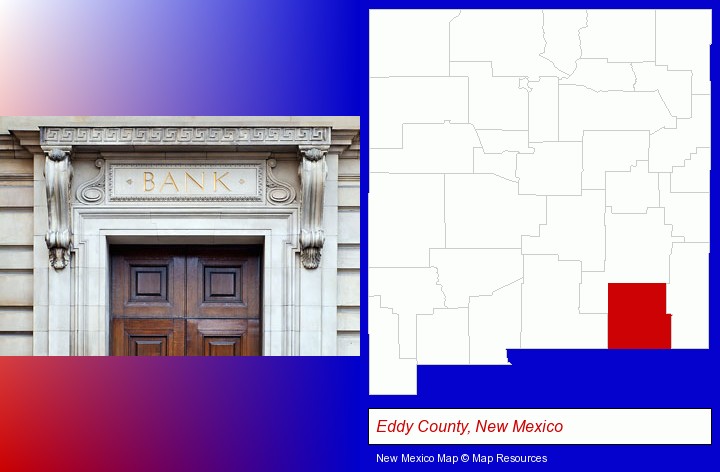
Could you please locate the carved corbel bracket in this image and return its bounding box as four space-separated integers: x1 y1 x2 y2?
298 146 328 269
42 146 73 270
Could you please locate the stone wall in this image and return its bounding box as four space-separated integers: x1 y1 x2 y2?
0 135 34 354
337 134 361 355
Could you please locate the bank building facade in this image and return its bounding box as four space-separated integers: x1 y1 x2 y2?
0 117 360 356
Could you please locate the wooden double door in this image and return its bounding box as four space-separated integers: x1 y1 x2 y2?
111 246 262 356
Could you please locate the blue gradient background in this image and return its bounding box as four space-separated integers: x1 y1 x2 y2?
0 1 717 471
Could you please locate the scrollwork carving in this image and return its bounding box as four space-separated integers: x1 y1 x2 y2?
76 159 105 205
43 146 73 270
298 146 328 269
266 158 296 205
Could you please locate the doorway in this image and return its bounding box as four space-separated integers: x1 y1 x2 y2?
110 245 262 356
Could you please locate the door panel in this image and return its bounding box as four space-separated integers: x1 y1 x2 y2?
111 319 185 356
111 249 185 318
186 319 260 356
186 248 261 318
110 246 262 356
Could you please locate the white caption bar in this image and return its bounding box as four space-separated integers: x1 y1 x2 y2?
369 409 711 445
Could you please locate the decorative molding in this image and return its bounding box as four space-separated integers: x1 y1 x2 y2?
69 207 303 355
298 146 328 269
76 159 106 205
7 130 42 155
106 162 265 203
0 173 33 182
266 158 296 205
0 134 33 159
40 127 331 146
337 175 360 182
42 146 73 270
329 129 360 155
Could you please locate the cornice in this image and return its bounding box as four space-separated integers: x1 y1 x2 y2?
0 133 34 158
329 129 360 156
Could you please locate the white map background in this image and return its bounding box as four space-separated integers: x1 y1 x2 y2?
369 10 711 395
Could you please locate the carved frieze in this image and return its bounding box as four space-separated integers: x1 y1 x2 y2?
43 146 73 270
40 127 331 146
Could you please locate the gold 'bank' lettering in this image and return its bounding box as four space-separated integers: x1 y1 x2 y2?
160 172 179 192
185 171 204 191
214 171 231 192
144 172 155 192
142 169 237 193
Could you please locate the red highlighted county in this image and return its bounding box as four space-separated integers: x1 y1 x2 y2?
608 283 671 349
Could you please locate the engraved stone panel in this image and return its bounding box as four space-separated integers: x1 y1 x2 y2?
107 162 264 202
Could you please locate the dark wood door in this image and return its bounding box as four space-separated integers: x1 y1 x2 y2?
111 246 261 356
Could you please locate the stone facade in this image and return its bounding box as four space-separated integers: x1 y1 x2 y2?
0 117 360 356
